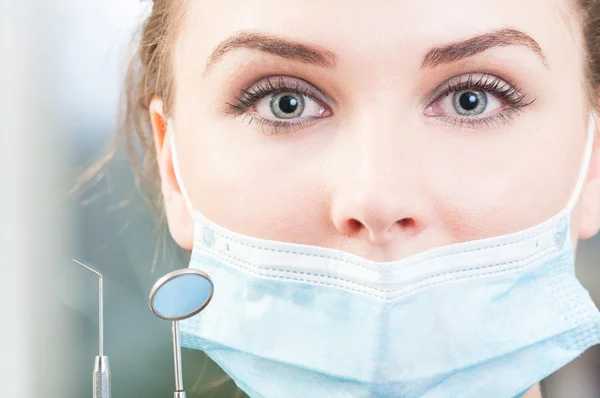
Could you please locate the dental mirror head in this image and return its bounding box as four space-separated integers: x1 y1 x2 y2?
149 268 214 321
150 268 214 397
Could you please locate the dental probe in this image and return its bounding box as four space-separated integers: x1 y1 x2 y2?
74 259 111 398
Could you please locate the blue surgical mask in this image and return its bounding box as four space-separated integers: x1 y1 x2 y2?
168 116 600 398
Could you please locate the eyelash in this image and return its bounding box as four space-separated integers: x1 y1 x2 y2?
226 73 536 134
227 76 326 135
426 73 536 128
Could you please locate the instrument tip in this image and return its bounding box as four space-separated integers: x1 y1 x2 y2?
73 259 103 279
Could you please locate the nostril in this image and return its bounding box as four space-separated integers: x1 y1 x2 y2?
398 218 415 228
347 218 363 232
345 218 416 236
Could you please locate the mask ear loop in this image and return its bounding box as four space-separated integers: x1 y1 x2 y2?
565 113 597 212
167 119 196 218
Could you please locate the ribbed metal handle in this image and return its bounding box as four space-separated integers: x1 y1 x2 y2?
93 356 111 398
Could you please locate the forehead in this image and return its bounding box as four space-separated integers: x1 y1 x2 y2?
179 0 582 65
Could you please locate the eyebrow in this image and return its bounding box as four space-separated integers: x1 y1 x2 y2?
422 28 548 68
205 28 547 74
205 31 336 73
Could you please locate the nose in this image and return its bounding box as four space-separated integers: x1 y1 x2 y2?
332 191 421 245
330 116 429 247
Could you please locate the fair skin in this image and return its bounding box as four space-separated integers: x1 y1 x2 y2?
150 0 600 396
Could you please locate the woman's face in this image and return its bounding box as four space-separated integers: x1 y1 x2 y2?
152 0 600 261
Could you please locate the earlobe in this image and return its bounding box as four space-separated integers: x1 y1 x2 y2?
149 98 194 250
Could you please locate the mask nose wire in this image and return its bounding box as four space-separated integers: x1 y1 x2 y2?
565 113 597 212
167 119 197 218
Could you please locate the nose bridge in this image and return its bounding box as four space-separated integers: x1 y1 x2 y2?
330 104 426 244
346 107 418 196
340 73 418 180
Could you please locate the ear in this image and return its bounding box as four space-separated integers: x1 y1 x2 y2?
149 98 194 250
578 113 600 240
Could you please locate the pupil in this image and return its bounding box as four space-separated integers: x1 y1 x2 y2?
279 95 299 114
459 92 479 111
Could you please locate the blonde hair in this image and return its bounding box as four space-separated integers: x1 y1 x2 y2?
75 0 185 217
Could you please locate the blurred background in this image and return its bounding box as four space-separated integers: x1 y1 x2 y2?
1 1 598 397
2 0 242 397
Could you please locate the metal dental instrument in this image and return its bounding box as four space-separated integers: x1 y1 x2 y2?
149 269 214 398
73 259 111 398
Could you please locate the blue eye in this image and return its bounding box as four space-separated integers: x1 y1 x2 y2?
255 91 324 121
269 93 305 119
424 73 536 129
453 90 488 115
228 76 331 135
427 84 504 119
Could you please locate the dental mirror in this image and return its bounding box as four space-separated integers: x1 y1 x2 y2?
149 269 214 398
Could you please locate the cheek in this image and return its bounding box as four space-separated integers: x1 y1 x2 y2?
426 122 579 243
181 119 334 243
